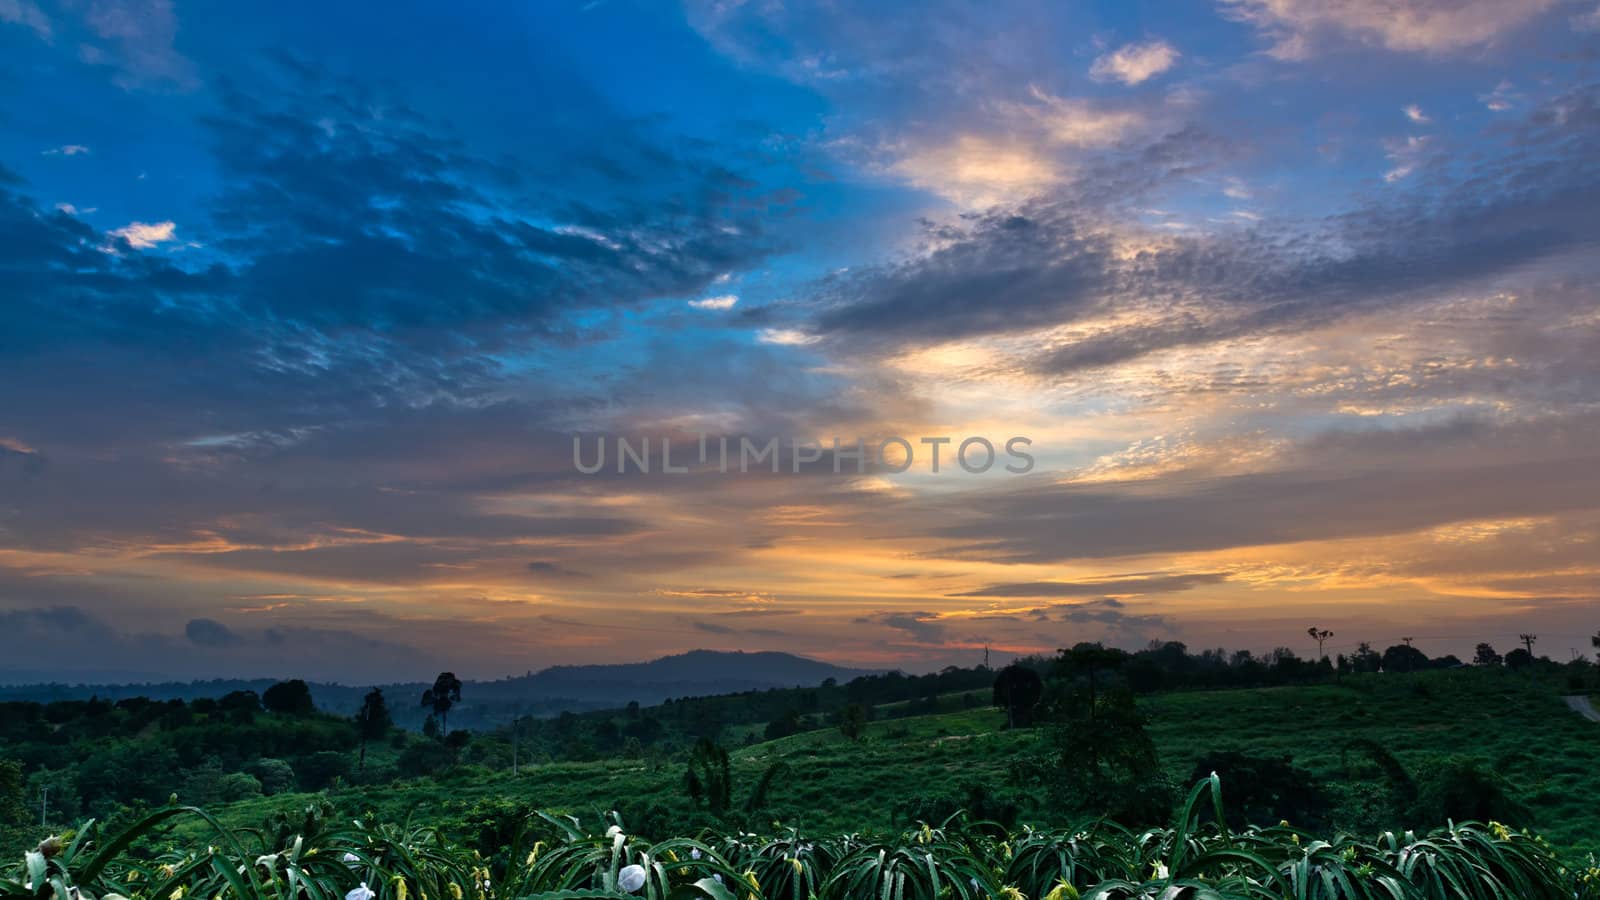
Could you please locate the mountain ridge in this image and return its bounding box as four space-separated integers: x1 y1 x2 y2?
0 649 882 728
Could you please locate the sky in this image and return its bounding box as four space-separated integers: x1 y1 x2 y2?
2 0 1599 684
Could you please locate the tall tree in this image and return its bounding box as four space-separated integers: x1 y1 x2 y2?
1053 643 1130 712
421 672 463 736
1307 627 1334 661
992 664 1044 728
1474 643 1503 666
0 758 26 825
356 688 392 770
685 738 732 814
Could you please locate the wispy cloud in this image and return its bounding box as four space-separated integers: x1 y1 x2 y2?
1090 40 1180 86
107 219 176 249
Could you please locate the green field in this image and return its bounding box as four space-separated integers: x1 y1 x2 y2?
169 668 1600 859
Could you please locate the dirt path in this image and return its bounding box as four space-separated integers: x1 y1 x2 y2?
1564 695 1600 722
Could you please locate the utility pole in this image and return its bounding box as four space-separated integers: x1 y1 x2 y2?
1401 636 1413 647
511 714 518 776
983 645 990 669
1520 633 1538 655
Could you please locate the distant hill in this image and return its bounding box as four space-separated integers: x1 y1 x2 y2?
0 650 879 730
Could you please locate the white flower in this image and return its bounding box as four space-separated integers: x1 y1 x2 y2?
1153 862 1170 880
690 848 702 860
346 883 376 900
617 864 647 893
606 826 623 839
342 853 361 865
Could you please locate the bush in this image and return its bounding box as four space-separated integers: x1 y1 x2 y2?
397 740 458 778
246 757 296 795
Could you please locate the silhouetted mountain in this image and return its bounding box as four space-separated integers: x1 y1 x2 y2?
0 650 879 730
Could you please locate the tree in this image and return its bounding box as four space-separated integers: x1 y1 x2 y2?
992 664 1044 728
1381 643 1430 673
1307 627 1334 661
837 703 868 742
246 758 296 795
764 709 801 741
421 672 463 737
1474 643 1503 666
0 758 25 825
1347 643 1381 674
356 688 392 770
1019 684 1170 824
685 738 732 814
262 680 316 716
1053 643 1130 711
1505 647 1535 670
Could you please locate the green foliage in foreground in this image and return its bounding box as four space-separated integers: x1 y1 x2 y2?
3 777 1595 900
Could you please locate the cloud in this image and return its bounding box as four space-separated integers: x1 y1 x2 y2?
184 617 241 648
1403 104 1431 123
922 416 1600 564
887 135 1060 207
689 294 739 311
107 220 176 248
75 0 198 89
756 327 820 346
1480 80 1519 111
1223 0 1559 56
0 0 49 38
1020 89 1147 148
527 560 588 578
1090 40 1181 86
1383 135 1431 182
950 573 1228 598
860 610 948 643
807 84 1600 369
42 145 90 157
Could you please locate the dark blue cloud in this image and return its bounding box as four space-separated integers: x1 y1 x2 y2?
185 617 242 647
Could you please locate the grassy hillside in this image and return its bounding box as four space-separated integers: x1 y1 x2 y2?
167 667 1600 860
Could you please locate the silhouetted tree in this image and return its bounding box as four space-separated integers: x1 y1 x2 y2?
0 759 25 825
1381 644 1430 673
356 687 392 770
262 680 315 716
1053 643 1130 713
1307 627 1334 660
992 664 1044 728
1474 643 1503 666
1020 684 1169 824
1505 648 1535 670
837 703 868 742
764 709 801 740
421 672 463 736
685 738 732 813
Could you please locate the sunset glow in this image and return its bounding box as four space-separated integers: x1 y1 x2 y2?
2 0 1599 683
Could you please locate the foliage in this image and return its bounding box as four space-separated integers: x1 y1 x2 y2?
684 739 732 814
0 760 24 826
1021 684 1171 825
992 664 1044 728
263 680 317 716
422 673 464 736
835 705 867 743
0 777 1585 900
1186 751 1328 829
